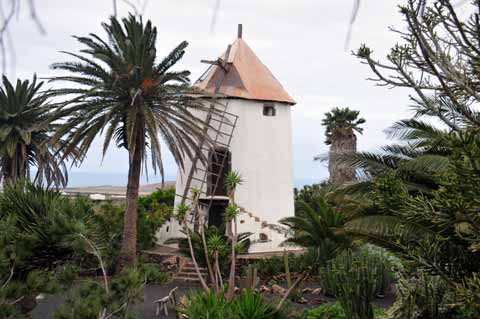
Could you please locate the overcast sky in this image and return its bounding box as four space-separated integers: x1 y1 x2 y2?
10 0 414 185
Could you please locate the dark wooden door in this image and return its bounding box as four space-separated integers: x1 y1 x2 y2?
206 199 229 228
208 147 231 196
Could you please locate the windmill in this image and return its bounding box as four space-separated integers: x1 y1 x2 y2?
159 24 296 254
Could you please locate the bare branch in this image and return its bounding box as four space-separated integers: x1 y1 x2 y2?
345 0 361 50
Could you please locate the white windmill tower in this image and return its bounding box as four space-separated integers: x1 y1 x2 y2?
157 25 296 253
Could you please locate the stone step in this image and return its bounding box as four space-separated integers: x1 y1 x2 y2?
182 266 207 272
177 272 205 278
174 276 201 282
184 261 206 268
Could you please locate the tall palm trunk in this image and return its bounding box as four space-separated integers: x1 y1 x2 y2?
329 129 357 185
120 137 143 265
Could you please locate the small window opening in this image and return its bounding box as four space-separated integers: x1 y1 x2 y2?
259 233 269 241
263 103 276 116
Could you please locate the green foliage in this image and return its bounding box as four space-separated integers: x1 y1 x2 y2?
50 14 209 181
137 188 174 248
88 188 173 268
319 249 389 319
174 202 190 222
250 249 321 279
0 182 169 316
225 203 240 222
299 302 386 319
321 107 365 145
168 226 251 272
137 262 169 284
300 302 346 319
0 75 74 188
347 2 480 310
280 197 349 268
178 289 229 319
225 170 243 194
0 182 94 316
231 289 279 319
239 264 259 290
177 289 282 319
384 273 455 319
54 266 145 319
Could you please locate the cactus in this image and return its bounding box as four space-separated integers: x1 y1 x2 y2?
284 250 292 288
239 264 259 290
319 250 380 319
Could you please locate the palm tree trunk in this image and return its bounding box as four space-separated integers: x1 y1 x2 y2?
119 142 142 266
329 130 357 185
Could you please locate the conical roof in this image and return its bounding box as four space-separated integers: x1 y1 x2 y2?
195 35 295 105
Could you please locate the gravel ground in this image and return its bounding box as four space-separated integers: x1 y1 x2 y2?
32 281 199 319
32 281 395 319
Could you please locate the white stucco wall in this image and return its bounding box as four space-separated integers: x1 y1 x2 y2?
157 98 295 253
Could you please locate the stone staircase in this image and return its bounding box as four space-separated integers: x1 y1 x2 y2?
173 259 208 283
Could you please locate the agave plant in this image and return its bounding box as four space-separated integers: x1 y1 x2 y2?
50 14 213 264
0 75 74 188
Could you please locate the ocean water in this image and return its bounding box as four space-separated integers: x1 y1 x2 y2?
66 172 321 189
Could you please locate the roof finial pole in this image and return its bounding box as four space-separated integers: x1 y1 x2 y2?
237 24 243 39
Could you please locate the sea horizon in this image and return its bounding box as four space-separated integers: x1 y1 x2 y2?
65 171 324 189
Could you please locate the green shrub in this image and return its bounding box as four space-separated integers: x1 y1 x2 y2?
0 183 90 317
300 302 386 319
384 272 455 319
87 188 174 271
168 226 251 273
319 250 381 319
178 289 283 319
300 302 346 319
137 187 175 248
54 266 145 319
231 289 280 319
358 244 400 296
251 250 321 279
178 289 229 319
138 262 170 284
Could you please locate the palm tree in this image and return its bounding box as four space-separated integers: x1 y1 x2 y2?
340 118 452 196
0 75 72 188
319 107 365 185
280 197 350 265
50 15 212 265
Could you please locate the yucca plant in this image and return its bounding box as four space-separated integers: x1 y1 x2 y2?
225 171 243 300
0 75 74 188
50 14 213 265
